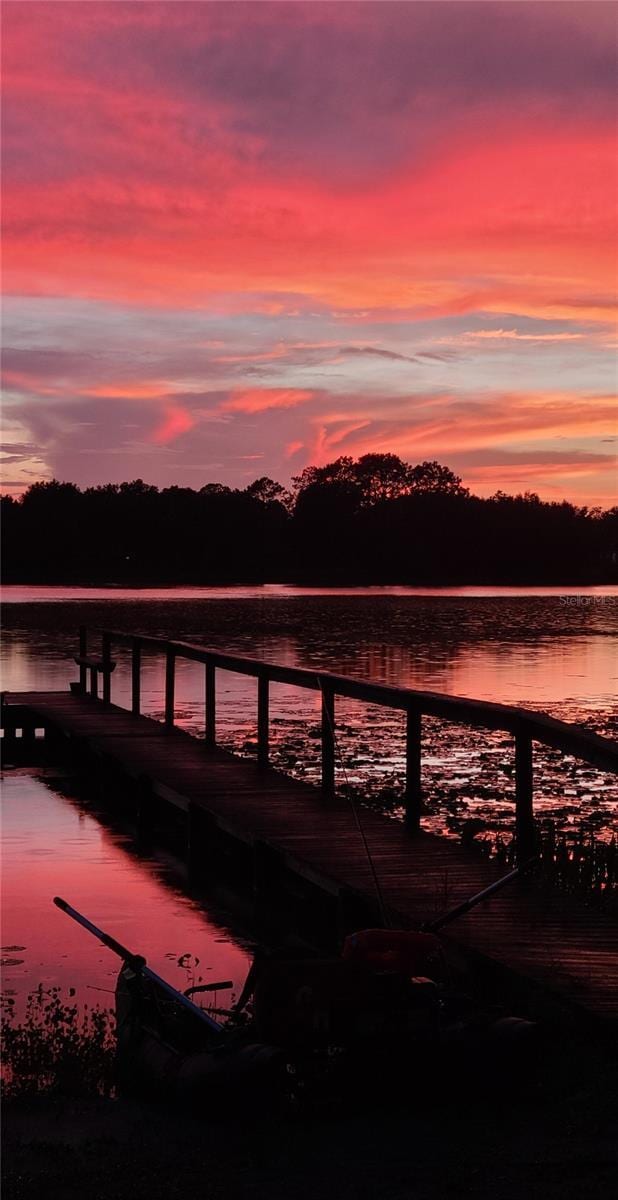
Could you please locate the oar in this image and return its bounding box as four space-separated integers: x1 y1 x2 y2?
422 859 537 934
53 896 223 1034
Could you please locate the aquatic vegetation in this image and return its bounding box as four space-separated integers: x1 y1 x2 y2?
1 987 116 1098
494 825 618 915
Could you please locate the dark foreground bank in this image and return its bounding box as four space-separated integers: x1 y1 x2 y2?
3 1038 617 1200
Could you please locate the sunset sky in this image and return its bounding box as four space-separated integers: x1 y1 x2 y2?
2 0 616 504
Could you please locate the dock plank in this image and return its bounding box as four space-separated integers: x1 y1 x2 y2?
3 690 617 1025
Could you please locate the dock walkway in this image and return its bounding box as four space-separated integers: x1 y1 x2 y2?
3 689 617 1027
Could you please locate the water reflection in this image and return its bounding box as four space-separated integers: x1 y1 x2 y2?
1 771 252 1010
2 591 617 853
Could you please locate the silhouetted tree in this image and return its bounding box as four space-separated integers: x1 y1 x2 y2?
292 456 356 495
244 477 291 509
200 483 232 497
1 460 614 584
407 461 468 496
353 453 413 503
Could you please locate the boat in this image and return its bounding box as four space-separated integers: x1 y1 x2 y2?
53 866 538 1109
232 923 538 1105
53 897 285 1107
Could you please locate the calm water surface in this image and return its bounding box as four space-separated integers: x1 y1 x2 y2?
1 769 252 1012
2 586 617 1005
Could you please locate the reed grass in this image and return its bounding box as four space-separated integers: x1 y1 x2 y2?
492 823 618 914
1 987 116 1098
341 779 617 913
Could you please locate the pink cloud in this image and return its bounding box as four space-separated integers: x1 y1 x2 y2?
299 390 617 465
151 406 195 445
440 330 586 345
84 382 171 400
221 389 315 414
2 2 614 506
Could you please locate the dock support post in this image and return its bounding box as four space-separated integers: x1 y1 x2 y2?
164 648 175 728
253 839 284 902
404 706 422 833
78 626 87 693
102 633 112 704
131 640 141 716
321 682 335 797
187 803 202 876
205 661 216 747
136 774 154 840
257 674 269 768
515 728 535 862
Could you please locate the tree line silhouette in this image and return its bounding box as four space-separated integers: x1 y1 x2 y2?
2 454 615 584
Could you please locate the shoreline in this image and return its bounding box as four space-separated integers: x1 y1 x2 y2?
3 582 618 602
4 1037 617 1200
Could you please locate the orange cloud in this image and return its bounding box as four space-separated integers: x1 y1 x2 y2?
2 369 63 397
306 392 617 464
2 4 614 506
83 382 172 400
221 389 315 414
151 406 195 445
3 125 614 329
439 330 586 345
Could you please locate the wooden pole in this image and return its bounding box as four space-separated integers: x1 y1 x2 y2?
321 683 335 797
78 626 87 693
257 674 269 768
164 648 175 728
102 632 112 704
131 639 141 716
404 706 422 833
515 728 535 862
205 660 216 747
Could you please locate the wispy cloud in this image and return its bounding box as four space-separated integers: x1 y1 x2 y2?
2 2 614 504
151 406 195 445
220 388 315 414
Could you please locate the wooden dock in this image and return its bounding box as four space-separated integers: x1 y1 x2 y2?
3 635 618 1029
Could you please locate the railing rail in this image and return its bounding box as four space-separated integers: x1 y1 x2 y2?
76 626 618 864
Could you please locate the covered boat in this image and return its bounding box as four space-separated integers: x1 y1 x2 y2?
53 866 538 1109
53 897 284 1107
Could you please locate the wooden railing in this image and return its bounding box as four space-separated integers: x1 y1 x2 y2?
77 626 618 864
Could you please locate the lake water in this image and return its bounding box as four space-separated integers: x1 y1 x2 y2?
1 770 252 1016
2 586 617 1006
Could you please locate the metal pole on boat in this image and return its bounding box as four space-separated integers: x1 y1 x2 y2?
53 896 223 1033
422 859 537 933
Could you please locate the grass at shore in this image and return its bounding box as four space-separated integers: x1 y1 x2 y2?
3 1020 617 1200
4 1053 617 1200
3 964 616 1200
1 990 116 1100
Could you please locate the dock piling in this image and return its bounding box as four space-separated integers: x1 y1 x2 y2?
321 682 336 796
404 706 423 833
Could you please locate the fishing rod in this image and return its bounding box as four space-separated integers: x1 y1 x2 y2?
422 859 537 934
53 896 223 1034
315 676 535 937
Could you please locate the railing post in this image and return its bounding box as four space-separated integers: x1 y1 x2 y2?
515 727 535 862
205 660 216 747
404 706 422 833
78 626 87 693
131 639 141 716
321 682 335 797
164 647 175 728
257 673 269 768
101 632 112 704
